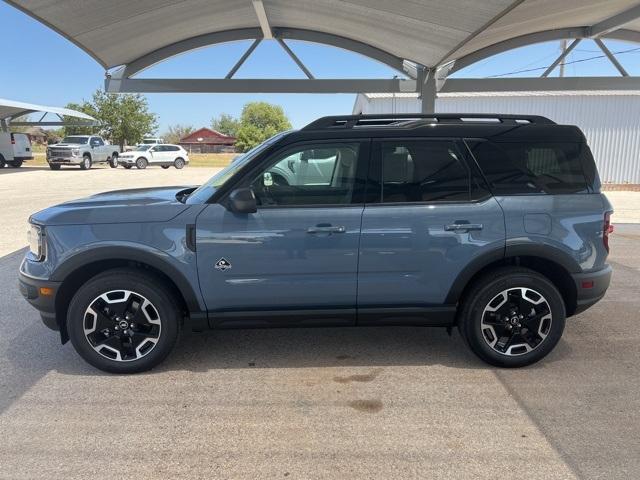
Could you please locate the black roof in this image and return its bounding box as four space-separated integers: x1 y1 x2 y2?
287 114 585 143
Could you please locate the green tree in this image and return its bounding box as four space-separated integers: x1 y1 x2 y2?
211 113 240 137
61 101 97 136
90 90 158 149
235 102 291 152
162 124 195 144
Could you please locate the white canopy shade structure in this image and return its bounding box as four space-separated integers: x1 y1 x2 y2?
0 98 97 131
6 0 640 112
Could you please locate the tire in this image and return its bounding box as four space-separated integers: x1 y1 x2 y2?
49 164 61 170
123 165 132 170
458 267 566 368
67 268 181 374
80 155 92 170
9 159 23 168
109 153 119 168
136 157 148 169
0 155 5 168
174 157 185 169
161 165 170 169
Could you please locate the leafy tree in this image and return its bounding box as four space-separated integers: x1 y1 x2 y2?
162 124 195 144
90 90 158 149
211 113 240 137
235 102 291 152
61 101 97 136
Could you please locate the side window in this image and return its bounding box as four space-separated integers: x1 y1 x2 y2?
168 146 179 152
250 143 361 206
90 137 103 147
378 140 470 203
468 141 588 194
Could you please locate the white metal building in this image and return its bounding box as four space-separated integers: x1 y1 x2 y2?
353 92 640 185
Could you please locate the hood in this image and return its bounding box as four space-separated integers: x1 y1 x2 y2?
30 186 197 226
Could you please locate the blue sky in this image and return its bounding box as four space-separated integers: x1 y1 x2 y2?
1 2 638 133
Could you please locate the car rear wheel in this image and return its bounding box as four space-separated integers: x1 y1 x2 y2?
174 157 185 169
8 159 23 167
136 157 148 169
109 153 118 168
67 269 180 373
80 155 91 170
458 267 566 368
49 164 61 170
0 155 5 168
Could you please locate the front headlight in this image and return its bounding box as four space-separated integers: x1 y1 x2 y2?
28 224 45 261
72 149 80 156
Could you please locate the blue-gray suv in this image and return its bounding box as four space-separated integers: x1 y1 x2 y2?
19 114 613 373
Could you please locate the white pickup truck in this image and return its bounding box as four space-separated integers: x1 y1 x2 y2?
46 135 121 170
0 132 33 168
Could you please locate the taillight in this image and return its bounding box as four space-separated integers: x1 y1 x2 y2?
603 211 613 253
10 133 15 145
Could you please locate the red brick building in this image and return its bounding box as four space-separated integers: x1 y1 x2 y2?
179 128 236 153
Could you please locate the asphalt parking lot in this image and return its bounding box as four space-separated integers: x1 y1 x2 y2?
1 166 639 479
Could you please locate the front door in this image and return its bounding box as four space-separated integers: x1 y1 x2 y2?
357 138 505 324
196 140 369 327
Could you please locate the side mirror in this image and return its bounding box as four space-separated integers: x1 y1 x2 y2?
228 188 257 214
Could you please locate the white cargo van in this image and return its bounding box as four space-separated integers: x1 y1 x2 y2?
0 132 33 168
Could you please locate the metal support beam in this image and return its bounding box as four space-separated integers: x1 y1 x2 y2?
594 38 629 76
420 69 436 113
106 77 418 94
276 39 314 79
225 39 261 79
441 76 640 93
589 4 640 37
9 121 98 127
541 39 581 77
252 0 272 39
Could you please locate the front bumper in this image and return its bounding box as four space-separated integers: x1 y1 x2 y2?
47 156 82 165
18 270 61 331
571 264 612 315
118 157 136 164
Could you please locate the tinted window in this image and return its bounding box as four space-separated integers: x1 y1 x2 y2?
251 143 361 206
167 146 179 151
378 140 470 203
91 137 103 146
469 141 588 194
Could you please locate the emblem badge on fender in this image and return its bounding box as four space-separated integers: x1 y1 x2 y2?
215 258 232 271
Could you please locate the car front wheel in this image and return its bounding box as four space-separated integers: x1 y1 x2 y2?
49 163 61 170
458 267 566 368
80 155 92 170
67 269 181 373
136 157 148 169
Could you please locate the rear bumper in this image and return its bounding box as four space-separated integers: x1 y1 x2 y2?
571 264 612 315
18 270 61 331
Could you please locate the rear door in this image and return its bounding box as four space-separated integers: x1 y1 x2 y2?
11 133 32 159
357 138 505 323
196 139 370 326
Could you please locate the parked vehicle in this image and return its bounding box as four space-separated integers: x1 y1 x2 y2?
46 135 120 170
118 144 189 169
142 137 164 145
0 132 33 168
19 114 613 373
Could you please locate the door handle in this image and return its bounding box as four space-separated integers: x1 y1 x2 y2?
307 225 346 234
445 223 483 232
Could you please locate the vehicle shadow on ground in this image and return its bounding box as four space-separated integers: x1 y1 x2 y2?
0 166 52 174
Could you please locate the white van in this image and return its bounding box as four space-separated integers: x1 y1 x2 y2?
0 132 33 168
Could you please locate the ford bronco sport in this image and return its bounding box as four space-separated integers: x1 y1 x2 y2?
19 114 613 373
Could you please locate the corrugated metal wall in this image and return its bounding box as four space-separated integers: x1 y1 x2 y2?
355 94 640 184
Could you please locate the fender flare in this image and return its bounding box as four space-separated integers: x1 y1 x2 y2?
50 245 205 314
444 243 581 304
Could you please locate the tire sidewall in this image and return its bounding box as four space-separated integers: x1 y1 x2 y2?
461 271 566 367
136 157 147 169
174 158 185 169
109 154 118 168
67 271 180 373
81 155 91 170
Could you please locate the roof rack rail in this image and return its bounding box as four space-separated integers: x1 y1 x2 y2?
302 113 555 130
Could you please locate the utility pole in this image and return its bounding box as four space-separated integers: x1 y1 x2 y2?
559 39 568 77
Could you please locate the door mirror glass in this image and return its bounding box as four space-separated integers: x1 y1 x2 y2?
228 188 257 213
263 172 273 187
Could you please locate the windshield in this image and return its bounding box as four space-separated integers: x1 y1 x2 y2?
142 138 158 144
61 136 88 144
186 131 291 204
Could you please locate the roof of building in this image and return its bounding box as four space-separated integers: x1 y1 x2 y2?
179 127 236 144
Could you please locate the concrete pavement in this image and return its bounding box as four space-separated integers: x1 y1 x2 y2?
0 165 639 479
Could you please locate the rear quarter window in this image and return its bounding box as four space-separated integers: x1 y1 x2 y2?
467 140 589 194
